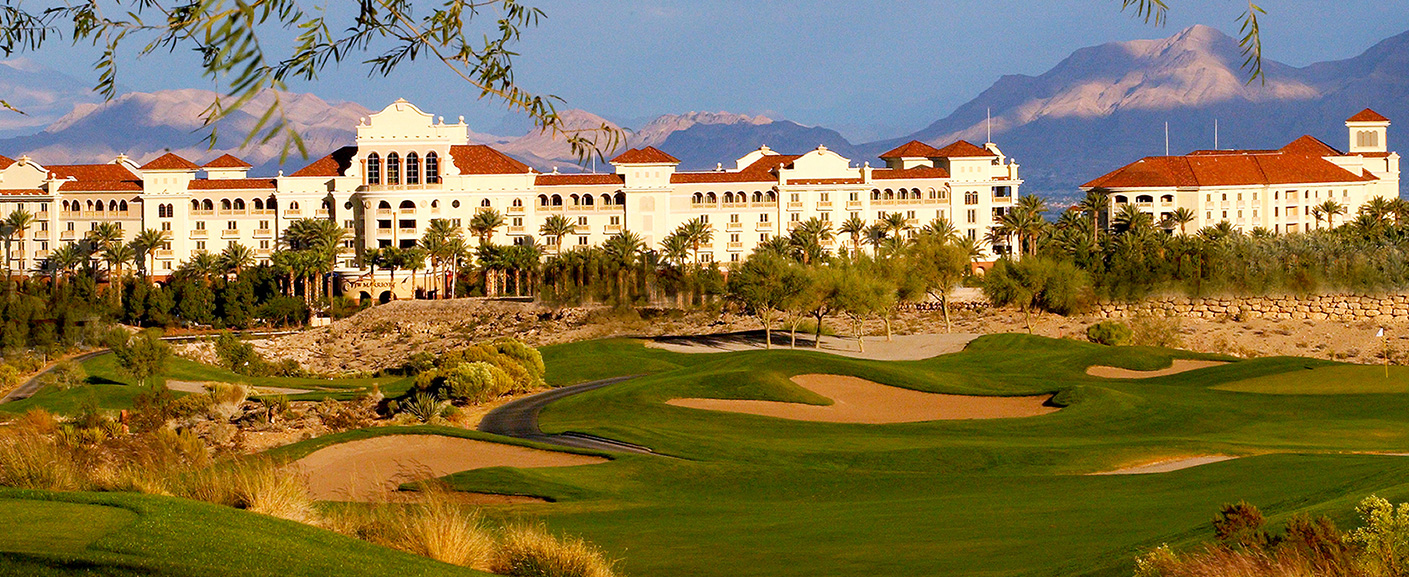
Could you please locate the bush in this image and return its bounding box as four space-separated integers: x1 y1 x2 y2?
1131 312 1183 348
48 359 87 390
214 332 262 374
1086 321 1133 346
400 393 445 424
494 522 618 577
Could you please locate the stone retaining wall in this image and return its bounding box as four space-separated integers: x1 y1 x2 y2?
1096 294 1409 322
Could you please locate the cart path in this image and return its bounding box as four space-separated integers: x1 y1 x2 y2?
478 375 654 455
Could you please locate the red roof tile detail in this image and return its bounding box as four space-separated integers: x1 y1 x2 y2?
670 154 801 184
188 178 277 190
202 154 253 169
871 166 951 180
1360 152 1395 158
46 163 143 191
140 152 200 171
534 173 625 186
1084 151 1377 189
790 178 865 185
1279 135 1343 156
1348 108 1390 123
57 180 143 192
933 140 997 158
288 146 357 178
0 155 15 170
611 146 681 165
449 145 532 175
879 141 943 158
0 188 45 196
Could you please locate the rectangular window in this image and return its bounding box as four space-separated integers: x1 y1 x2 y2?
790 193 800 202
578 236 587 245
378 220 391 230
967 209 977 224
730 253 739 262
260 220 270 229
160 222 170 231
228 241 237 248
730 233 739 242
906 210 915 219
512 217 523 226
700 214 709 223
577 216 587 225
849 192 858 201
227 221 237 230
39 222 47 231
759 233 768 242
260 240 270 249
730 214 739 223
344 220 354 228
790 213 800 222
196 241 206 250
820 212 829 221
196 221 206 230
820 192 829 201
760 214 770 222
610 216 621 225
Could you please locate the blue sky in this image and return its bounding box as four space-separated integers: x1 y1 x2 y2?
33 0 1409 141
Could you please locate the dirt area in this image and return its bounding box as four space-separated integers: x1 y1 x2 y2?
646 333 981 361
1085 360 1230 379
165 380 311 396
1089 456 1237 475
667 374 1058 424
292 434 608 501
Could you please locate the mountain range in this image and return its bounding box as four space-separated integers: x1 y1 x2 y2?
0 24 1404 202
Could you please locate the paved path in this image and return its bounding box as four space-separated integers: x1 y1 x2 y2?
0 350 109 403
479 376 654 455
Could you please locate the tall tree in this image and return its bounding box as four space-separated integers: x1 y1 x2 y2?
470 209 506 246
727 253 807 349
130 229 170 279
1 208 33 282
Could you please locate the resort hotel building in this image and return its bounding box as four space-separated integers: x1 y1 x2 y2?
0 99 1025 299
1084 109 1401 233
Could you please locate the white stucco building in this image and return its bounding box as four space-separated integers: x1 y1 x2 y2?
1083 109 1401 233
0 99 1026 299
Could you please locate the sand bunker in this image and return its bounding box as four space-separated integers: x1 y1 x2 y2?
667 374 1058 424
293 435 607 501
1086 360 1228 379
1090 456 1237 475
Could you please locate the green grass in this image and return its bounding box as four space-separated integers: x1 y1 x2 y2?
1214 364 1409 394
0 354 414 415
436 334 1409 577
0 489 488 577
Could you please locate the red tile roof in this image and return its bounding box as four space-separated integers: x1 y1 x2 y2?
534 173 625 186
46 164 143 191
1348 108 1390 123
288 146 357 178
449 145 532 175
1360 152 1396 158
0 155 15 170
0 188 45 196
1279 135 1343 156
202 154 252 169
671 154 800 184
611 146 681 165
933 140 997 158
879 141 943 158
871 166 951 180
140 152 200 171
188 178 277 190
790 178 864 185
1084 150 1377 189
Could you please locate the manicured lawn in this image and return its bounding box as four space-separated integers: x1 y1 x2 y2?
1214 364 1409 394
431 335 1409 577
0 354 413 415
0 489 487 577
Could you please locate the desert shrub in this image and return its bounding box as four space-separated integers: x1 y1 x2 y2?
46 359 87 390
388 494 494 568
1131 312 1183 348
1086 321 1133 346
494 522 618 577
172 458 313 523
315 398 371 431
1214 501 1270 551
15 408 57 434
494 337 545 381
205 383 251 422
0 430 84 490
0 364 19 390
215 332 263 374
400 393 446 423
403 351 438 375
443 362 501 403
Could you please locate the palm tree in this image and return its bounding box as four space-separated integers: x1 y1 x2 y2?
678 217 713 265
102 242 135 286
377 246 404 300
1077 188 1111 248
880 212 911 239
220 243 255 278
788 217 833 265
863 223 888 257
469 208 505 245
1319 200 1348 229
87 222 124 250
1310 206 1326 230
658 232 691 268
838 215 867 256
48 242 83 286
130 228 169 278
1391 198 1409 226
1361 197 1392 224
538 214 577 254
401 246 428 298
919 217 959 245
1166 207 1197 235
420 218 464 298
1113 203 1155 235
603 230 644 303
2 208 34 281
956 235 984 266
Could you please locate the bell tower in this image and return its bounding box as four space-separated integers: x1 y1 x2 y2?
1347 108 1389 154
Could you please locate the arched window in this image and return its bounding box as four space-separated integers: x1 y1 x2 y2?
1136 195 1153 204
191 200 200 211
425 152 439 183
399 200 415 211
601 194 612 205
107 200 117 211
234 199 246 210
570 194 580 206
431 200 439 209
406 152 420 185
766 191 777 202
884 189 895 200
378 200 391 209
614 192 625 205
366 153 381 185
253 198 264 210
752 191 763 202
221 199 232 211
93 201 103 212
871 189 881 200
1114 195 1128 204
1160 194 1174 204
538 195 549 207
86 200 94 211
386 152 401 185
321 199 331 211
289 201 299 210
119 200 129 212
706 192 717 204
551 194 562 206
582 194 593 206
512 198 523 207
266 198 277 210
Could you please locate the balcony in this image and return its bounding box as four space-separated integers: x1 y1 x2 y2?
905 218 919 227
191 210 214 217
787 201 804 210
34 212 48 220
32 230 47 239
34 250 47 259
726 222 743 231
508 205 525 214
253 229 272 238
190 230 208 239
539 205 564 213
507 226 526 234
221 229 240 238
398 228 417 236
756 222 774 231
846 201 864 210
284 209 303 217
574 225 592 234
599 205 623 212
727 242 744 251
376 208 394 217
218 210 248 217
364 182 439 192
816 201 833 210
10 250 23 259
155 250 174 259
59 231 75 241
399 208 415 215
376 229 392 238
604 224 623 233
751 201 778 208
255 248 272 256
787 221 802 231
316 209 330 218
252 209 274 216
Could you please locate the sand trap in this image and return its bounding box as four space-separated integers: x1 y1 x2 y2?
646 333 981 361
1090 456 1237 475
166 380 312 396
667 374 1058 424
1086 360 1229 379
293 435 608 501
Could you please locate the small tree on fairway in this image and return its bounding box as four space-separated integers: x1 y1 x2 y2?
830 265 893 353
114 331 171 387
907 238 970 333
727 253 806 349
